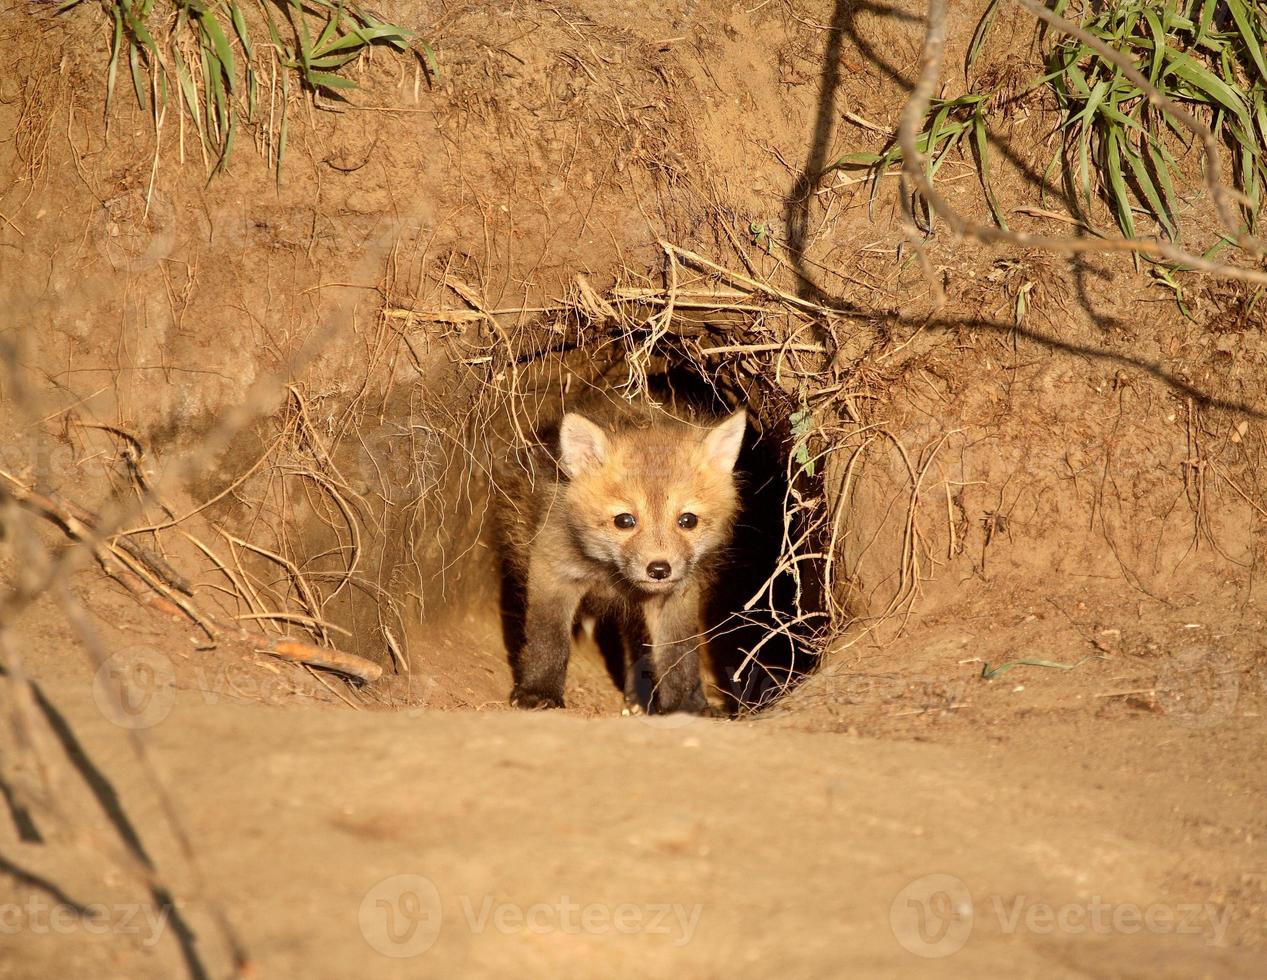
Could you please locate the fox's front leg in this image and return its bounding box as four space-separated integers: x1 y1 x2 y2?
643 586 714 715
510 566 582 710
620 613 652 715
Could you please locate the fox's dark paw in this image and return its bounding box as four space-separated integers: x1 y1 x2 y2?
510 687 564 710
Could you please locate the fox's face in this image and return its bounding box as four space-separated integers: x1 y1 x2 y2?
557 409 747 594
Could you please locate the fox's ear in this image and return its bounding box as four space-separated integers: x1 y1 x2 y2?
702 410 747 472
558 413 608 477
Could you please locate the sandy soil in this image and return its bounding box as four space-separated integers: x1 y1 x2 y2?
1 574 1265 978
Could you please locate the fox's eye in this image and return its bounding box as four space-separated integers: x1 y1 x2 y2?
677 513 698 530
614 513 636 529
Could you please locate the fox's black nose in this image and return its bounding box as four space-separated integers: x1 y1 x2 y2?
646 560 672 580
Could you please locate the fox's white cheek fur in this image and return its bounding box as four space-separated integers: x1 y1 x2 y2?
597 534 626 565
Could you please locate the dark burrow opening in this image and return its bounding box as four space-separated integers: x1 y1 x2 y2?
487 355 825 715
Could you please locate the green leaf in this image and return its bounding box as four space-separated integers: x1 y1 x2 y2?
171 44 207 153
199 12 237 93
1123 139 1174 239
1254 88 1267 149
199 30 214 137
1063 58 1093 100
1146 266 1194 321
1075 77 1108 134
930 120 969 173
981 657 1095 680
123 9 159 54
790 409 815 477
229 2 257 117
1225 0 1267 86
317 24 410 55
1097 103 1147 136
1075 119 1092 211
314 11 341 54
966 0 1002 76
1146 138 1180 234
229 1 253 55
1104 125 1136 238
972 110 1008 229
1202 236 1234 261
1040 143 1062 207
416 39 440 77
1164 51 1251 129
209 63 227 138
305 70 360 91
1196 0 1218 44
1238 140 1260 216
261 0 287 49
105 3 123 114
925 103 953 175
128 40 148 111
210 117 235 181
830 151 884 168
1142 7 1166 84
308 51 365 70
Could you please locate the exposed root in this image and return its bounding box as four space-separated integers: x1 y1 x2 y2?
0 471 382 683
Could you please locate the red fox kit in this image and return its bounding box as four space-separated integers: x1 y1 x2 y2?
497 401 747 714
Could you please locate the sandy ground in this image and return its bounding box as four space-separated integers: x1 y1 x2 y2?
1 582 1265 979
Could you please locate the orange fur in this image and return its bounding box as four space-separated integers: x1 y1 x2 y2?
495 401 747 713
